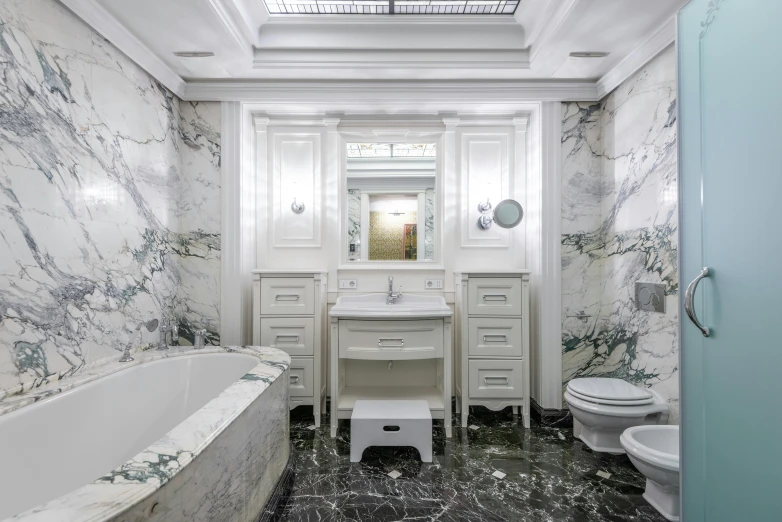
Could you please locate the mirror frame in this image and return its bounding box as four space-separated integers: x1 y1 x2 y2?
338 130 444 269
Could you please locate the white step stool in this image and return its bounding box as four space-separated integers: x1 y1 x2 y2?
350 400 432 463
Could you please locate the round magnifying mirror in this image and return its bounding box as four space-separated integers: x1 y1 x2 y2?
493 199 524 229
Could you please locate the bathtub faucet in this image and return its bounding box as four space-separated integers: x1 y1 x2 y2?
121 319 160 362
194 329 207 349
158 319 178 351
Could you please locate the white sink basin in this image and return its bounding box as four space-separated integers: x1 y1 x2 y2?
329 293 452 319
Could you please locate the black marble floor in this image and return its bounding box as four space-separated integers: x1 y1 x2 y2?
273 406 666 522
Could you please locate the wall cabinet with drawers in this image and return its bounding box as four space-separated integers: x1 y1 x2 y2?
455 271 531 428
252 270 327 427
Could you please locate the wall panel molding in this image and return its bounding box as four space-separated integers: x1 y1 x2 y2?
459 130 512 248
271 132 323 248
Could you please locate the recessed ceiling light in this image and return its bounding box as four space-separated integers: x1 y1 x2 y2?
173 52 214 58
569 52 610 58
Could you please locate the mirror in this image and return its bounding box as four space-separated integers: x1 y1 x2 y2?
346 143 436 262
477 199 524 230
494 199 524 228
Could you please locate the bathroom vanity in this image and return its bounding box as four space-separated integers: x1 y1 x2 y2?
252 270 328 427
455 271 531 428
329 292 453 438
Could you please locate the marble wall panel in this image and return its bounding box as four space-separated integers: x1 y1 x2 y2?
0 0 221 390
561 47 679 422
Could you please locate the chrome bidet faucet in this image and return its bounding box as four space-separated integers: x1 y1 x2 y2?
386 276 402 305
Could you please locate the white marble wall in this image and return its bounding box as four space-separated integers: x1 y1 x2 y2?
561 47 679 422
0 0 221 390
177 102 222 345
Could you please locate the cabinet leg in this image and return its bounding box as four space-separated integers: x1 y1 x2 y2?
523 412 530 429
461 410 468 428
455 397 461 414
315 411 321 428
512 406 519 415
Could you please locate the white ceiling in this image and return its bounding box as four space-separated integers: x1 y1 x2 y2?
61 0 687 97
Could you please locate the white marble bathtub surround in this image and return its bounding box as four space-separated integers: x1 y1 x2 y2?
561 47 679 422
0 0 221 391
2 346 290 522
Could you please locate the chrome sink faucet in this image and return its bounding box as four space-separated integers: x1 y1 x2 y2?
387 276 402 305
158 318 178 351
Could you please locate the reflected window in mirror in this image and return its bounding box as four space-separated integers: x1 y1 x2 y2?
346 143 436 262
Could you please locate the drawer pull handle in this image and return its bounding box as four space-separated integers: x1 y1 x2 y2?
483 334 507 343
383 426 401 432
290 375 300 384
378 338 405 347
276 335 300 343
275 294 300 301
484 376 509 385
483 294 508 302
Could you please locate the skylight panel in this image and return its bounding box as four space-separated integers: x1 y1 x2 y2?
263 0 519 15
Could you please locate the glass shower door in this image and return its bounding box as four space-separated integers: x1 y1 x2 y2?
679 1 782 520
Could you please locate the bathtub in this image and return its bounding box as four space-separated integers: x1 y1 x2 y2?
0 346 290 522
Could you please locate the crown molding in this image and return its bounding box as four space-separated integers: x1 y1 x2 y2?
182 80 599 104
59 0 186 98
204 0 256 52
526 0 580 62
252 49 530 70
596 16 676 100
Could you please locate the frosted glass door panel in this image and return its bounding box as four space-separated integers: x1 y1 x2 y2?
679 1 782 520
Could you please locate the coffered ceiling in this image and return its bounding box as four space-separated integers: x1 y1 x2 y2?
59 0 687 99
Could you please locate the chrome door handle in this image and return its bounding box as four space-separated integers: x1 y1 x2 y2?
483 334 507 343
275 294 300 301
290 375 300 383
483 294 508 301
276 335 300 342
685 267 710 338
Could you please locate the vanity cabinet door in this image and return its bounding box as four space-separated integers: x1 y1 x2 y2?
338 319 443 360
468 359 524 399
467 278 522 316
260 318 314 356
468 318 522 358
260 278 315 315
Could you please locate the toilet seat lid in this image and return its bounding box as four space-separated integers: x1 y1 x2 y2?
567 378 653 402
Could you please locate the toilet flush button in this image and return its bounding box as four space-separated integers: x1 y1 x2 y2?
635 282 666 313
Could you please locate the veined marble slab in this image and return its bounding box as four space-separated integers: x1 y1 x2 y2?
0 0 221 390
561 47 680 423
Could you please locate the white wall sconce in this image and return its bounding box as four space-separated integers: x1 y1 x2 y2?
477 198 524 230
291 198 305 214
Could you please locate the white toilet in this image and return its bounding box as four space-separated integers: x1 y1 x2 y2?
621 425 680 521
564 378 669 454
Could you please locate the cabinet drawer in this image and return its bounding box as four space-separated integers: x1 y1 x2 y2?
468 318 522 358
467 277 522 316
260 317 314 356
261 278 315 316
468 359 524 399
338 319 443 360
289 357 314 397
